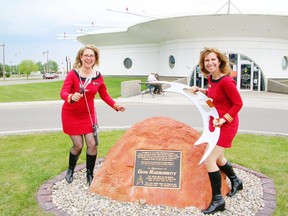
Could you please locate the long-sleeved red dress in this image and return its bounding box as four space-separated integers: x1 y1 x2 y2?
207 75 243 148
60 70 116 135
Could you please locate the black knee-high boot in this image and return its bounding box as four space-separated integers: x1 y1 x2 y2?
202 170 225 215
65 152 80 183
219 161 243 197
86 153 97 186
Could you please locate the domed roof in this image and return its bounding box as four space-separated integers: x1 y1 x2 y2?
78 13 288 46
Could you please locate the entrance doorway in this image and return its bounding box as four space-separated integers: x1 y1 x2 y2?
240 62 252 90
190 53 265 91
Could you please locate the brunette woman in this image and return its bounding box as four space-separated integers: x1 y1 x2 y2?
190 47 243 214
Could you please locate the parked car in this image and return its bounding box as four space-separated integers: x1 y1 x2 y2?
43 73 59 79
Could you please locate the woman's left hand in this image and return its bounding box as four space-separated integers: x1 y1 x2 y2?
114 103 125 112
117 105 125 112
213 118 226 127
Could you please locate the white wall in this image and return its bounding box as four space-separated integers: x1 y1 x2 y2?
97 44 159 76
95 37 288 80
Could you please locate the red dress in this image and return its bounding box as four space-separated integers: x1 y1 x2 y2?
60 70 116 135
207 75 243 148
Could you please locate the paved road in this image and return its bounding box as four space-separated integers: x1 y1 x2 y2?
0 91 287 136
0 78 287 135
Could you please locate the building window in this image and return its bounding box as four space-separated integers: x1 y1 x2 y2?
124 58 132 69
281 56 288 71
169 55 175 69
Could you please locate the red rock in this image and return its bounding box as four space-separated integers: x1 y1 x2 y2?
90 116 229 209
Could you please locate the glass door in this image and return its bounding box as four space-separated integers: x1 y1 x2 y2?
240 63 253 90
252 66 264 91
190 66 208 88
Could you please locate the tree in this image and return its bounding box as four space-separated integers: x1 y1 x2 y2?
0 63 3 77
48 60 59 72
18 60 39 79
43 60 58 73
36 61 44 73
0 63 10 77
4 64 10 73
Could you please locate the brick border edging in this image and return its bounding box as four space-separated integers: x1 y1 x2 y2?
36 163 86 216
36 160 276 216
232 163 276 216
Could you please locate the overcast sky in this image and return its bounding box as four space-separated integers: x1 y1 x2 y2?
0 0 287 70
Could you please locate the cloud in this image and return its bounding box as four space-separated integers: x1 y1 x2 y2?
1 0 288 66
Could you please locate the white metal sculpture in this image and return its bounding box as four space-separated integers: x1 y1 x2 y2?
156 81 220 164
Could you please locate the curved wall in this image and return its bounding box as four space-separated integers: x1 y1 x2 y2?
97 37 288 80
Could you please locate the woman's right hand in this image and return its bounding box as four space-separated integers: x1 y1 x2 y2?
71 92 83 102
190 86 199 94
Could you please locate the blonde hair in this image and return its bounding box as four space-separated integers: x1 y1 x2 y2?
198 47 232 77
73 45 100 69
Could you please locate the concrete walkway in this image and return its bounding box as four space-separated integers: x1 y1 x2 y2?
117 91 288 110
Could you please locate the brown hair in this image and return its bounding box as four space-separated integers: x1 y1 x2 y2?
198 47 232 77
73 45 100 69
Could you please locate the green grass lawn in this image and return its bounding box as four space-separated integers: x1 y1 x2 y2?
0 131 126 216
0 76 147 103
0 77 287 215
0 132 287 216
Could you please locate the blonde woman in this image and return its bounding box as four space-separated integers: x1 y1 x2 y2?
60 45 125 185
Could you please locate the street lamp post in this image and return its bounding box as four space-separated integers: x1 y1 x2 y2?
66 56 71 74
0 43 5 80
42 50 49 73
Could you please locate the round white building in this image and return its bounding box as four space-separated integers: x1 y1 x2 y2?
77 7 288 92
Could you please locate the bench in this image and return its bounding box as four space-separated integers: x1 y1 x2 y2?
121 80 141 98
139 82 165 98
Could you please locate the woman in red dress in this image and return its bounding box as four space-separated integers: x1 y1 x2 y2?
60 45 125 185
190 47 243 214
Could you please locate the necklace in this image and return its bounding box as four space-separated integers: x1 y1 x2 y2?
77 71 93 93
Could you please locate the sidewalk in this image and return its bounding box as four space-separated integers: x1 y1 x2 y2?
0 91 287 110
117 91 288 110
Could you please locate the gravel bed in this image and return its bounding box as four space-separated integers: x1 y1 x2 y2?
51 164 264 216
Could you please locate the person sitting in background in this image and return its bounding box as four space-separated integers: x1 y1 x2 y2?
147 73 162 94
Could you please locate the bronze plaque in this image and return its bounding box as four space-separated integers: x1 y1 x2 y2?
133 150 182 189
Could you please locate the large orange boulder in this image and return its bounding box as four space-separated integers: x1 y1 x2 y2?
90 116 229 209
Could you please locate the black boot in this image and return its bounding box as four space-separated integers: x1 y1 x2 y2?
202 171 225 215
86 153 97 186
65 152 80 183
219 161 243 197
